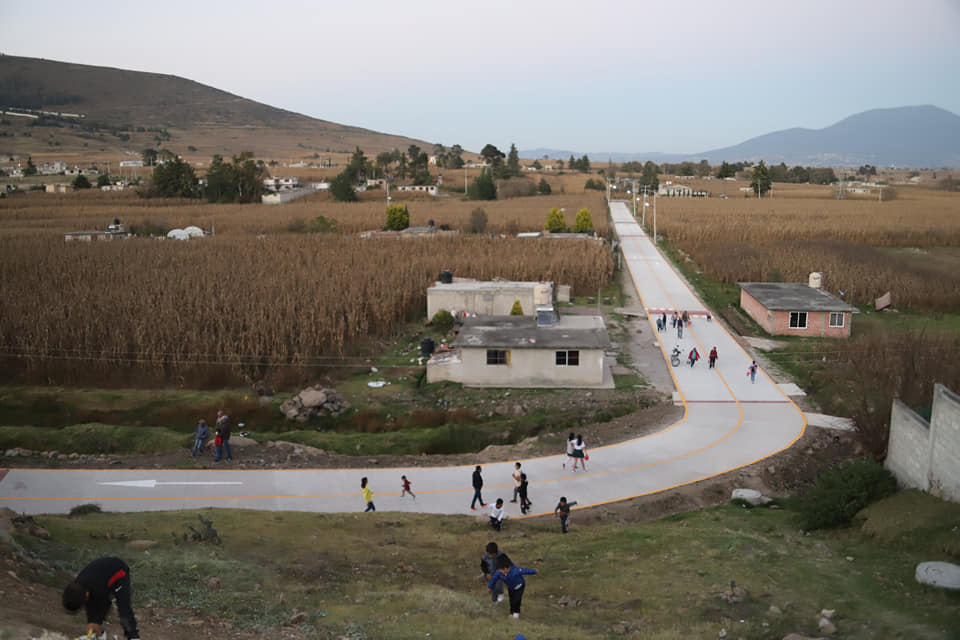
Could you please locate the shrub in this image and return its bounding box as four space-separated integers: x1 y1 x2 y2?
384 203 410 231
69 503 102 517
795 459 898 530
309 215 338 233
467 208 488 234
510 299 524 315
431 309 455 333
573 208 594 233
545 207 567 233
538 178 552 195
584 178 605 191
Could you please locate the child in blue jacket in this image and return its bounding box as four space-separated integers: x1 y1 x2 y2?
487 555 539 618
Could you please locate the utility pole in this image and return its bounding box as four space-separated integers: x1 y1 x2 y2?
653 192 658 244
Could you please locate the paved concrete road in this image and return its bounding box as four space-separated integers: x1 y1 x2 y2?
0 201 805 517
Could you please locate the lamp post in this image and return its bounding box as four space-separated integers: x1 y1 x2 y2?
653 192 658 243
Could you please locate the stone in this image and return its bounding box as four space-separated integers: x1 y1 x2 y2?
915 561 960 590
287 611 308 625
125 539 157 549
731 488 771 505
819 609 835 619
767 605 782 616
818 618 836 634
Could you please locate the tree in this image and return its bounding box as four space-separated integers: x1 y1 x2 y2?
205 154 234 203
751 160 771 196
447 144 464 169
467 169 496 200
556 159 565 170
384 203 410 231
510 300 524 316
506 143 521 178
96 173 111 188
348 147 369 183
715 161 735 179
144 157 198 198
142 148 158 166
568 155 577 171
640 161 659 191
23 157 37 176
537 177 552 195
573 208 594 233
545 207 567 233
72 174 92 189
579 155 591 173
233 152 266 203
329 170 358 202
696 159 711 178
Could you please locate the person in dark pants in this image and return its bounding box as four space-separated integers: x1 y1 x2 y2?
62 556 140 639
487 555 539 619
554 496 578 533
480 542 513 604
708 347 718 369
518 473 531 514
191 418 209 457
470 465 486 510
361 477 375 512
214 410 232 461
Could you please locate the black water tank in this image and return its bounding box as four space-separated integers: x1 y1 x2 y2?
439 270 453 284
421 337 436 356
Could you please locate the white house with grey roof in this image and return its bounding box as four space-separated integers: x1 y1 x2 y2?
426 309 613 388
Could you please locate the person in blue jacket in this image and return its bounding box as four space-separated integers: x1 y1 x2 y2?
487 555 539 619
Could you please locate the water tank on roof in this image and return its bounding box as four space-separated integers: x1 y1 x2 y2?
439 270 453 284
421 337 436 357
808 272 823 289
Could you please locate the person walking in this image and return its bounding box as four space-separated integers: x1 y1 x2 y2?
191 419 209 457
554 496 579 533
481 542 513 604
470 465 486 510
748 360 759 384
661 312 667 332
518 473 531 514
677 319 684 339
489 498 506 531
572 434 587 471
510 462 522 503
688 347 700 367
487 556 539 619
62 556 140 640
400 475 415 499
214 410 232 462
361 477 375 512
671 312 678 329
708 347 718 369
564 432 576 469
681 310 689 326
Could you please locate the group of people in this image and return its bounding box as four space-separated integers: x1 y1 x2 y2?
656 310 693 338
191 410 232 462
686 346 720 368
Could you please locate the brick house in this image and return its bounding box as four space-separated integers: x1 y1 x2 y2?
738 282 855 338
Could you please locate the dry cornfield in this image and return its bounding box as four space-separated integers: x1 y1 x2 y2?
649 187 960 310
0 189 609 237
0 233 614 386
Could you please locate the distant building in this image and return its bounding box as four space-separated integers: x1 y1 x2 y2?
427 277 553 319
658 182 693 197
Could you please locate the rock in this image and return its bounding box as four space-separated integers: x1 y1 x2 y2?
820 609 835 619
4 449 18 457
227 435 258 448
287 611 308 625
818 617 836 634
718 629 727 638
125 539 157 549
915 561 960 589
205 577 222 589
28 524 50 539
611 622 629 635
280 386 351 421
731 488 772 505
767 605 782 616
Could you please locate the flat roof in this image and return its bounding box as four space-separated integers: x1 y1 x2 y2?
455 315 609 350
432 279 551 291
738 282 855 312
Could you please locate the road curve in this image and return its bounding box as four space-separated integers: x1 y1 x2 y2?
0 202 805 516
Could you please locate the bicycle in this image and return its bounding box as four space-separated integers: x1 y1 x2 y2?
670 346 682 367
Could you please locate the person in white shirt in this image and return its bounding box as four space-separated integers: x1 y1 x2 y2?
489 498 506 531
572 434 587 471
564 432 576 469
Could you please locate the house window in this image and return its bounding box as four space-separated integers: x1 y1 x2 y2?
829 312 845 328
486 349 508 365
788 312 808 329
555 350 580 366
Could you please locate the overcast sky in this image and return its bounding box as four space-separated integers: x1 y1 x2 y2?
2 0 958 155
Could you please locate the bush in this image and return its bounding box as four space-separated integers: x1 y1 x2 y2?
431 309 455 333
545 207 567 233
538 177 552 195
308 215 338 233
795 459 898 530
573 208 594 233
584 178 605 191
510 299 524 315
467 208 488 234
384 203 410 231
69 503 102 517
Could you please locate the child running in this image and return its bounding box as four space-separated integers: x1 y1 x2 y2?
400 475 415 499
361 477 375 512
554 496 579 533
487 555 539 619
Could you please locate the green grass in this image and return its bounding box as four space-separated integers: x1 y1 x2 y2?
18 492 960 639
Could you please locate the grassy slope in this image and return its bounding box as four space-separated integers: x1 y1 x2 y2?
17 494 960 639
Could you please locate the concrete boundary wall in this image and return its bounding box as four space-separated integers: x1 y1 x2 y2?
885 384 960 503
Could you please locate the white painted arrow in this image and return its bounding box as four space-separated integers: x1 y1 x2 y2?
97 480 243 488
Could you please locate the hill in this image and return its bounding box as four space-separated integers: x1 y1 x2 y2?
522 106 960 168
0 55 431 159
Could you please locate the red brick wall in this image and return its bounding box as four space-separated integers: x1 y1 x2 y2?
740 290 851 338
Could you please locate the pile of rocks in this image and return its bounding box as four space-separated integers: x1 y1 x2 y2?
280 386 351 422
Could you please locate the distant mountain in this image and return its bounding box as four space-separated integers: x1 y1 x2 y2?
0 55 430 157
522 106 960 168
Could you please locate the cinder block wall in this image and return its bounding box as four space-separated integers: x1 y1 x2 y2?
929 384 960 502
885 384 960 503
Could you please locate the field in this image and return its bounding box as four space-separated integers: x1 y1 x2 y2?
4 491 959 640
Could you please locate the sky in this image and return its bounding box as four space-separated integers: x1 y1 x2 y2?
2 0 959 155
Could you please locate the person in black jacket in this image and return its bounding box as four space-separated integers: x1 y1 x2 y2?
62 556 140 639
470 465 486 510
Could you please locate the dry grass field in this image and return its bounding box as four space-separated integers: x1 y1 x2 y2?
649 184 960 311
